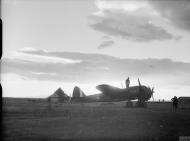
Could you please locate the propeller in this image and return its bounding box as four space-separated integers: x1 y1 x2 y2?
138 78 141 87
151 87 154 101
121 83 123 89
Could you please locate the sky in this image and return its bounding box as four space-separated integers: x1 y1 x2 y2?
1 0 190 100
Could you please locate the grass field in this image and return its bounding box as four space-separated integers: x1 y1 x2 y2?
2 98 190 141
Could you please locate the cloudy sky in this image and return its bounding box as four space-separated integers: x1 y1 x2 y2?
1 0 190 100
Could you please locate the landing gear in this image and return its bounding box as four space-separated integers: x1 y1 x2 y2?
125 100 147 108
136 100 147 108
125 100 133 108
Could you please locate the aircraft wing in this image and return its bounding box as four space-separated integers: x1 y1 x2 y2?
96 84 140 101
96 84 122 95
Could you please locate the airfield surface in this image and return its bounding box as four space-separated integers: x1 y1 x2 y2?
2 98 190 141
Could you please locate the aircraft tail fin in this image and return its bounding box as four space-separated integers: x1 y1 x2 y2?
72 86 86 98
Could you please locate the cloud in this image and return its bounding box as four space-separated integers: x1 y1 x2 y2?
88 0 175 42
98 40 115 49
102 35 112 40
10 48 82 64
94 0 149 13
18 47 45 52
148 0 190 31
2 49 190 86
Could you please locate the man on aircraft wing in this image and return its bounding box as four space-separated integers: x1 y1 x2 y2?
125 77 130 89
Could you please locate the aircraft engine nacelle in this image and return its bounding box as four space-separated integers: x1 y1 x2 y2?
136 86 154 101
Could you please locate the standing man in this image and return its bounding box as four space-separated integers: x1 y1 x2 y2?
125 77 130 89
171 96 178 111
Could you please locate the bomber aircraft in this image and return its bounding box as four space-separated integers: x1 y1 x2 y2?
71 78 154 107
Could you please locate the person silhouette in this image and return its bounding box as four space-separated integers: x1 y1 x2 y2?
171 96 178 111
125 77 130 89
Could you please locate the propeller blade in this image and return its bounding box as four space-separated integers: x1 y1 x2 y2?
121 83 123 88
138 78 141 87
151 87 154 93
152 94 154 101
151 87 154 101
